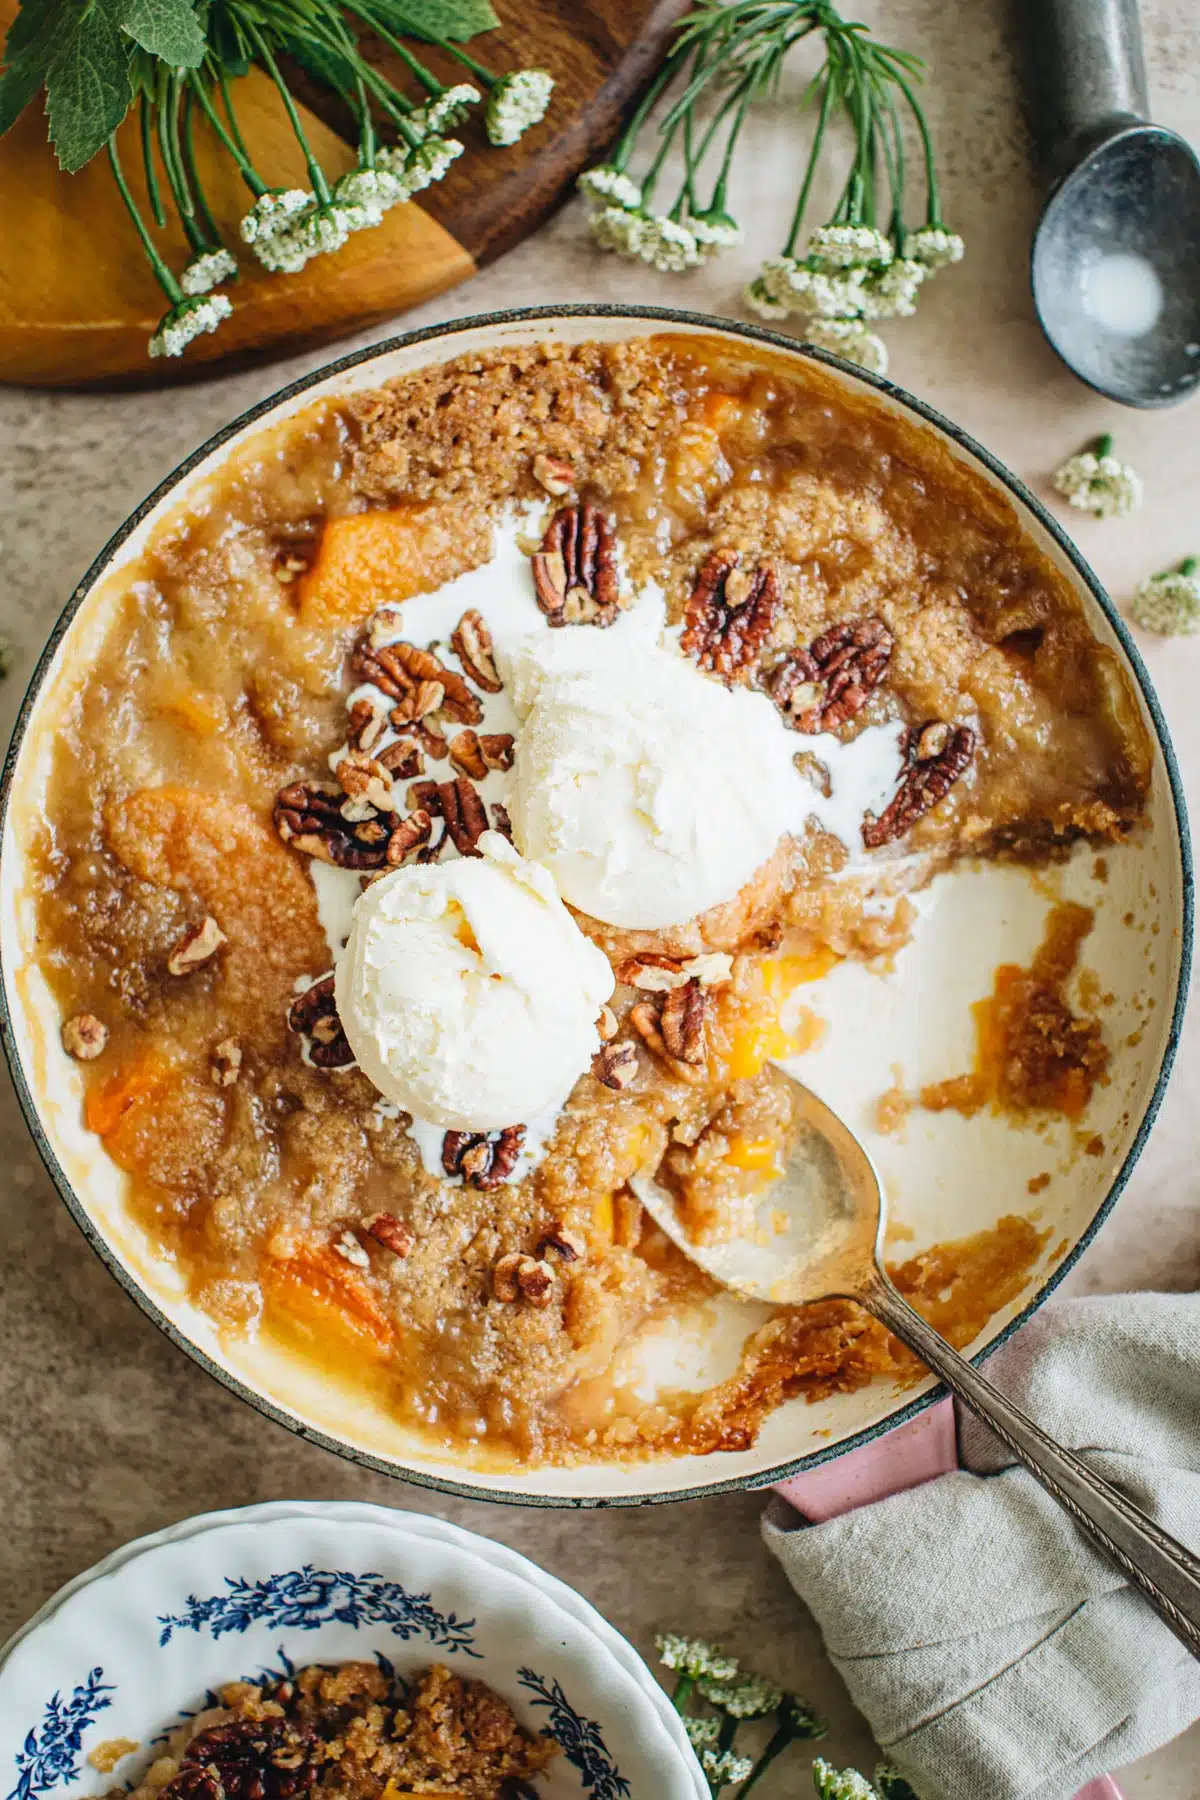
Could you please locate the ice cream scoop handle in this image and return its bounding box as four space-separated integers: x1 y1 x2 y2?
1024 0 1149 170
862 1269 1200 1660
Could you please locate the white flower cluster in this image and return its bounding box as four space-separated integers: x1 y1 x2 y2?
699 1748 755 1789
696 1669 785 1717
380 135 465 196
149 293 233 358
743 222 964 375
578 159 742 270
682 1716 720 1749
813 1759 881 1800
485 68 555 146
577 163 643 210
1131 563 1200 636
179 247 238 296
654 1632 740 1682
1051 444 1143 519
410 84 480 134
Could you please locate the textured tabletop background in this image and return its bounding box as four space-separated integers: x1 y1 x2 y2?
1 2 1197 1792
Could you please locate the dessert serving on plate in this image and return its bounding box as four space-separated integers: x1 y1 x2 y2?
15 326 1161 1477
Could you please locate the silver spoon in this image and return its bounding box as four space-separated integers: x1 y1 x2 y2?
629 1070 1200 1658
1025 0 1200 406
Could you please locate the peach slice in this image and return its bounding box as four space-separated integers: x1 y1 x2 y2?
296 504 482 627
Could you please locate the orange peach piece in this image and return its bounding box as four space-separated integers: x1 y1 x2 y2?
296 505 477 627
85 1053 172 1139
261 1243 394 1359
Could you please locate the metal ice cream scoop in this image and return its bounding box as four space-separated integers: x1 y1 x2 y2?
1025 0 1200 405
630 1067 1200 1658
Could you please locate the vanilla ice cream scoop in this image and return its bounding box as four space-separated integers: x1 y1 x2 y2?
336 833 614 1130
506 599 803 931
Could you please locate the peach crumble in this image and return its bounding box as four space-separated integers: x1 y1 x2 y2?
111 1661 557 1800
31 334 1150 1464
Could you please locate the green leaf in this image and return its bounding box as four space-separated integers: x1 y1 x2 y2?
369 0 499 46
0 0 61 137
121 0 207 69
46 0 135 172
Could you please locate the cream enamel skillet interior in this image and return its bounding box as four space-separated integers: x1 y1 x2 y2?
0 306 1190 1506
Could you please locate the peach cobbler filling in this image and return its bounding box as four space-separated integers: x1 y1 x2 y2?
30 336 1149 1464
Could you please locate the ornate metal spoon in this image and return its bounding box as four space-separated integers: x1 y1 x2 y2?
630 1070 1200 1658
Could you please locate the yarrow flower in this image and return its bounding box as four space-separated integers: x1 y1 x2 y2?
388 136 465 195
688 207 743 250
813 1758 881 1800
587 205 701 271
683 1716 720 1749
860 257 926 319
577 164 643 210
149 293 233 359
240 188 311 248
744 273 791 319
655 1633 739 1683
179 247 238 296
1130 558 1200 636
332 167 406 221
908 225 965 269
803 316 890 376
699 1748 755 1789
807 223 893 270
696 1670 784 1717
485 68 555 146
413 84 481 133
1051 435 1143 518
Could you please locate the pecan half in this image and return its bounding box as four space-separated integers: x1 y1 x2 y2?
274 779 392 870
593 1040 638 1090
173 1717 317 1800
630 1000 706 1084
364 1211 415 1258
660 978 707 1063
480 732 515 771
211 1036 242 1086
377 738 423 779
492 1250 555 1306
352 637 482 725
387 808 433 864
345 696 388 752
451 609 502 693
443 1125 526 1190
438 777 489 855
168 916 226 976
288 975 355 1069
448 728 488 780
681 550 779 683
62 1012 107 1060
335 750 396 814
770 615 894 733
862 721 977 848
531 503 621 628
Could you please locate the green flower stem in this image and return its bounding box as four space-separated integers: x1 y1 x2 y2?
188 74 267 195
783 66 835 255
218 68 254 164
139 95 166 228
890 68 940 225
735 1720 796 1797
249 27 332 204
106 134 183 304
671 1673 696 1711
159 72 206 253
608 49 683 172
1095 432 1114 458
344 4 445 96
180 89 223 251
717 1715 738 1752
1182 557 1199 576
354 71 376 166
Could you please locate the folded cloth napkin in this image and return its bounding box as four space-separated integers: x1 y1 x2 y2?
762 1293 1200 1800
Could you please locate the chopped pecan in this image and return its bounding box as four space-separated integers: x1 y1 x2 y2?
532 452 575 496
158 1768 223 1800
334 1228 370 1268
630 1000 706 1084
490 800 513 841
364 1211 415 1258
492 1250 556 1306
408 779 441 814
336 750 396 814
274 779 392 870
531 502 621 628
62 1012 107 1060
377 738 423 779
681 550 779 683
593 1040 638 1090
392 716 448 761
615 952 685 990
479 732 515 771
288 975 355 1069
535 1221 586 1262
211 1036 242 1086
345 696 387 752
386 808 433 864
451 610 502 693
596 1003 618 1042
174 1717 317 1800
168 916 226 976
353 637 481 725
448 728 488 780
660 978 707 1063
770 615 894 733
862 721 977 848
438 777 489 855
443 1124 526 1190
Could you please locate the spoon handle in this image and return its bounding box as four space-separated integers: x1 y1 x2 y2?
862 1271 1200 1660
1024 0 1149 172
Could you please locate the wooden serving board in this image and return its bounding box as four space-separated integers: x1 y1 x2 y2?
0 0 689 389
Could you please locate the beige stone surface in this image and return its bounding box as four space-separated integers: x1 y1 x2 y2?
0 3 1197 1793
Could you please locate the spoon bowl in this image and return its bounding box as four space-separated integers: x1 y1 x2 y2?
631 1064 1200 1659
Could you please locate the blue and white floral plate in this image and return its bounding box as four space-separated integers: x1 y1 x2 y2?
0 1502 705 1800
